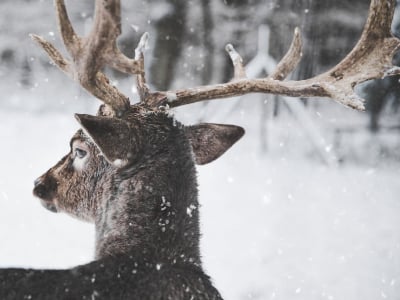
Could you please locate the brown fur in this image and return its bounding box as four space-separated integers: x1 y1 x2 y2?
0 103 245 299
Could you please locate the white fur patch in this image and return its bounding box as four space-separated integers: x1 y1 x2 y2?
72 156 88 171
166 92 177 102
112 159 128 168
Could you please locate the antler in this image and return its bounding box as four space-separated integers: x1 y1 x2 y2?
30 0 146 116
144 0 400 111
32 0 400 113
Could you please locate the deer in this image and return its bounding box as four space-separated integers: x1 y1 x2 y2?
1 0 399 299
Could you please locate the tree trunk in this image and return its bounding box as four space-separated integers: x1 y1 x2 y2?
150 0 187 90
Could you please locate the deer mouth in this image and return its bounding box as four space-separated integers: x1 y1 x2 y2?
39 199 58 213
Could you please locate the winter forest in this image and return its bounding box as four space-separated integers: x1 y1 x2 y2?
0 0 400 299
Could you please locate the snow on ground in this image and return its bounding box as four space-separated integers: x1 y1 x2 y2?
0 98 399 300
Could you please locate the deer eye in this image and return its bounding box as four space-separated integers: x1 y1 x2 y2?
74 148 87 159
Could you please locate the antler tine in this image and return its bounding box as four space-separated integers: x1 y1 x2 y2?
317 0 400 109
89 0 142 77
225 44 247 80
30 34 71 74
32 0 147 116
54 0 80 58
134 33 151 102
158 0 400 111
270 27 302 81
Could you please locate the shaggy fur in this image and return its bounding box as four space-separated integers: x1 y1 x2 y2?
0 104 244 299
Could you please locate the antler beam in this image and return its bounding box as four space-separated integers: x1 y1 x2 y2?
150 0 400 111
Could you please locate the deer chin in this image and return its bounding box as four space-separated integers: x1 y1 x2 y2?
39 199 58 213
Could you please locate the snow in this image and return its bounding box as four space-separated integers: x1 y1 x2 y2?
0 1 399 297
186 204 197 217
166 92 178 102
147 3 174 22
112 159 127 168
200 152 400 299
0 99 399 299
134 32 149 60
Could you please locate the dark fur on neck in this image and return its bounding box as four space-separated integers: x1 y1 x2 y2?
95 115 202 266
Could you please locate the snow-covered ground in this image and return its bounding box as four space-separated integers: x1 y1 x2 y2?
0 95 399 300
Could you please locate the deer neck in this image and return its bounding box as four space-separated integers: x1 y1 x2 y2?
94 134 201 266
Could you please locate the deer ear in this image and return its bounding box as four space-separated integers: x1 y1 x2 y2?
75 114 133 168
185 123 245 165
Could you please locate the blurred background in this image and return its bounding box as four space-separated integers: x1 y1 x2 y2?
0 0 399 299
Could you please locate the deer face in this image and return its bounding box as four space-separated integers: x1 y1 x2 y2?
33 129 111 221
33 105 244 221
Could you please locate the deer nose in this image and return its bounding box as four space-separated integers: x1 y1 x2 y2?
33 176 57 201
34 177 42 188
33 181 47 199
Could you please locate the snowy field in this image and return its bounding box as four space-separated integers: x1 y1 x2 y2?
0 92 400 300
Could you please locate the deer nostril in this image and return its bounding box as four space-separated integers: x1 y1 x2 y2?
33 183 47 199
34 178 42 188
33 175 57 201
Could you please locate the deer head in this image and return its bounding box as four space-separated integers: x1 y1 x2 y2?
33 105 244 220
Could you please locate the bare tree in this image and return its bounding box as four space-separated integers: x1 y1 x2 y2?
149 0 187 90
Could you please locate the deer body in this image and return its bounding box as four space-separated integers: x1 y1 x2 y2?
1 256 220 299
1 106 241 299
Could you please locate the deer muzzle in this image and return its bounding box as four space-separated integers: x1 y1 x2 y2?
33 176 58 213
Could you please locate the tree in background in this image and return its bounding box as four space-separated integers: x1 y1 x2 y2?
148 0 187 90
